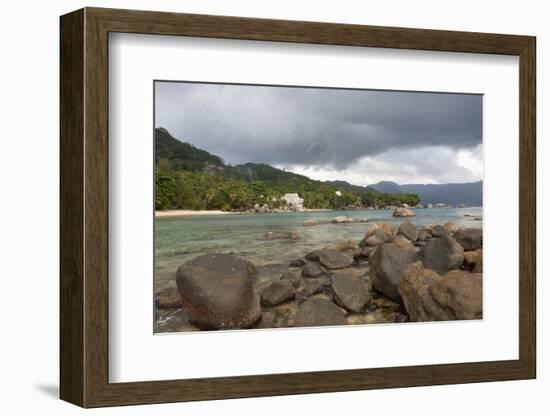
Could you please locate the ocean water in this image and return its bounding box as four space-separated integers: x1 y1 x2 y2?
154 207 482 290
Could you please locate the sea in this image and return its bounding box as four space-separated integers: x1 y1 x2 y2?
154 207 482 291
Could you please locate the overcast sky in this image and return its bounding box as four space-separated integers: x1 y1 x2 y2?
155 81 482 185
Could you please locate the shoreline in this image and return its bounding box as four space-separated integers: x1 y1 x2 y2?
155 206 482 218
155 208 335 217
155 210 243 218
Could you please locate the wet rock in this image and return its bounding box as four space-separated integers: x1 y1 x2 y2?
398 221 418 241
295 278 327 303
176 253 260 329
301 262 325 278
393 313 409 323
318 249 354 270
303 219 319 226
370 243 418 301
155 286 182 309
261 280 296 306
418 235 464 274
431 224 450 238
289 258 306 268
332 215 353 224
359 225 393 247
331 273 370 312
362 234 386 248
305 250 321 262
453 228 483 251
325 240 360 257
369 293 402 310
417 228 433 241
444 222 460 235
257 302 298 328
358 246 374 259
463 249 483 273
473 253 483 273
431 270 483 320
264 231 300 241
399 262 482 321
398 261 445 322
295 298 347 327
392 234 415 251
280 271 301 288
393 207 416 217
378 223 397 236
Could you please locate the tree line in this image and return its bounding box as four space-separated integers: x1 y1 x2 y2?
155 159 419 211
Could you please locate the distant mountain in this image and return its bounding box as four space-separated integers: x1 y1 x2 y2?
323 180 379 194
370 180 482 206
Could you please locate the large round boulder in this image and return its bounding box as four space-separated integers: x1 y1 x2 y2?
453 228 483 251
393 207 416 217
418 235 464 274
176 254 260 330
369 243 418 301
295 298 347 327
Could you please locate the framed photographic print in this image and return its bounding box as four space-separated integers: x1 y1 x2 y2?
60 7 536 408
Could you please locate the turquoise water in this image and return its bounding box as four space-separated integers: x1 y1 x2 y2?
154 207 482 290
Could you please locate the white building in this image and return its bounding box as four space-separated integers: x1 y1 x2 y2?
282 193 305 211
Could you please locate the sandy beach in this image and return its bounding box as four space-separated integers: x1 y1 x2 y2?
155 210 242 218
155 208 337 218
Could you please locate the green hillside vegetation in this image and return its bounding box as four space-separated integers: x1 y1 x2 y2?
154 128 420 211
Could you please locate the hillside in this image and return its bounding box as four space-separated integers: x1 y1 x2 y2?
371 180 482 206
155 127 225 172
154 128 420 210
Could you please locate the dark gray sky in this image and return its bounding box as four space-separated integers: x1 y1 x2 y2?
155 82 482 185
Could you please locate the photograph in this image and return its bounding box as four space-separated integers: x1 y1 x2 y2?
153 81 484 333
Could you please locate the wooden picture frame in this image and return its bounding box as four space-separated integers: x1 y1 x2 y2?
60 7 536 408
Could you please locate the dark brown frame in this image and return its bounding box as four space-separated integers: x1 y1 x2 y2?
60 7 536 408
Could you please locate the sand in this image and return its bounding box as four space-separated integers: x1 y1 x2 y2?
155 210 242 218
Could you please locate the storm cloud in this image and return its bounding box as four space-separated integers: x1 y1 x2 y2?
155 81 482 185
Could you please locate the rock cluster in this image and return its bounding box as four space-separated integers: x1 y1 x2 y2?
161 219 483 331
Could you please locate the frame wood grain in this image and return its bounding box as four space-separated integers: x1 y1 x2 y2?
60 7 536 408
